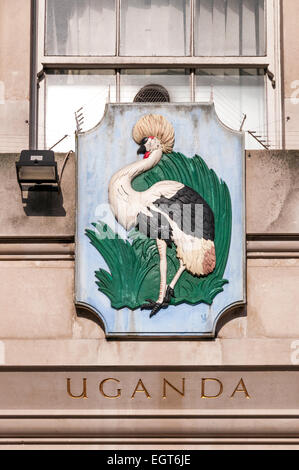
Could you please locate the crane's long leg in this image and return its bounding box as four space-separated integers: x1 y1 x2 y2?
169 259 185 290
141 239 168 318
156 239 168 303
163 259 186 304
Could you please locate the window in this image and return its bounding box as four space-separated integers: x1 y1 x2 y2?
44 0 265 58
37 0 281 151
194 0 265 56
45 0 116 56
45 70 116 150
196 68 265 148
120 0 191 56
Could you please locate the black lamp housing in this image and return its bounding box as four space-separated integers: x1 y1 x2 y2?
16 150 59 191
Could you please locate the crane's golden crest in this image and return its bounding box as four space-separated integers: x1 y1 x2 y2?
132 114 175 154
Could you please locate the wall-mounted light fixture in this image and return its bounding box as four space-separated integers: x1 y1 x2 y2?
16 150 59 192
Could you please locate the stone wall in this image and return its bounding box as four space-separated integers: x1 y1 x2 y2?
0 0 30 153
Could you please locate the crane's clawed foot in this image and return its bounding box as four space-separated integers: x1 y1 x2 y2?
141 289 175 318
140 299 168 318
163 286 176 305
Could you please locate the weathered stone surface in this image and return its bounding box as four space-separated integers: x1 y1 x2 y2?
0 261 74 339
246 151 299 233
216 308 247 339
3 338 223 365
0 0 30 153
0 102 29 153
3 337 298 366
247 259 299 338
73 313 104 340
0 342 5 365
284 99 299 150
0 154 75 237
4 340 100 365
220 338 296 365
97 340 222 366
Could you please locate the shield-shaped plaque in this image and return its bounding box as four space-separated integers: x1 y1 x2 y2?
75 103 245 338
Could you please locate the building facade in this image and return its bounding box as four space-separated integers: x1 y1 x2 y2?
0 0 299 449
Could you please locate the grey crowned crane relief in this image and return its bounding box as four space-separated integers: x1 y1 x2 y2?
77 102 245 338
107 115 216 318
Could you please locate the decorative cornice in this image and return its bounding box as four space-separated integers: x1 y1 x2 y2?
0 236 298 260
247 235 299 258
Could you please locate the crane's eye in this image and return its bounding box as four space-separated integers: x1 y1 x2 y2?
141 137 148 145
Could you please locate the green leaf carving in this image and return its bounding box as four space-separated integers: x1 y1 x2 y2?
85 153 232 310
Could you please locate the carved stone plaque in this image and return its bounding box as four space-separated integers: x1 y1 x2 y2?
0 367 298 442
76 103 245 338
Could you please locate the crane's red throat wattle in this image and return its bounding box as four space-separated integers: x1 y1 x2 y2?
144 151 150 159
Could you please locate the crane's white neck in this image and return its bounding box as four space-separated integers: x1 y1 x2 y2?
108 148 163 229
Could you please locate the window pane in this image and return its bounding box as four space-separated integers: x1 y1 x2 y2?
196 69 265 149
120 0 190 56
120 69 191 102
195 0 265 56
46 70 116 152
45 0 116 56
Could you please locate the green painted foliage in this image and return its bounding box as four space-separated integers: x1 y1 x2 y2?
85 153 232 310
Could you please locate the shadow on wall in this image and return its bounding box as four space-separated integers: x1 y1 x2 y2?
21 185 66 217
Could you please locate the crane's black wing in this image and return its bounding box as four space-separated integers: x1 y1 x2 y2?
136 208 173 247
136 185 215 244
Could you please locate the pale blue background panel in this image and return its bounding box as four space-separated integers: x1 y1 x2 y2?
76 103 245 338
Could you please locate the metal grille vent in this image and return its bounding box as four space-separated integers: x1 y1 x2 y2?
133 84 170 103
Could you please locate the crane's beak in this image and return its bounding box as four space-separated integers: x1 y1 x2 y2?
137 144 146 156
137 144 150 159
